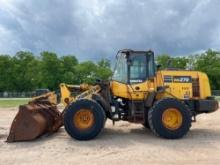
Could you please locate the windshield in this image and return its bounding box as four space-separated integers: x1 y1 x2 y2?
112 53 128 83
129 54 147 83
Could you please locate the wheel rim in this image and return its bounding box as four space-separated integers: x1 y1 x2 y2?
162 108 183 130
73 109 94 130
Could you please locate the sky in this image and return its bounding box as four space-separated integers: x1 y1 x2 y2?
0 0 220 61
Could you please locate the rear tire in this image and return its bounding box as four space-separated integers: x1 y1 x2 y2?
148 98 191 139
64 99 106 140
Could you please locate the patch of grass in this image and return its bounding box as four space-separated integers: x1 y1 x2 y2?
0 99 30 108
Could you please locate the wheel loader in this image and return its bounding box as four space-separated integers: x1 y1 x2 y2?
7 49 219 142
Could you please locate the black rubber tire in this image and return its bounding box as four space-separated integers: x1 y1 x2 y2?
148 98 192 139
64 99 106 140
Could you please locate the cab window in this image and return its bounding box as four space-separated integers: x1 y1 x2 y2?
112 53 128 83
129 54 147 83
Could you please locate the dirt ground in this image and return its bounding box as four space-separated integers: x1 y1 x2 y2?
0 105 220 165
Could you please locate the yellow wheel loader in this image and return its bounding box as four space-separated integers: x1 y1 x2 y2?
7 49 219 142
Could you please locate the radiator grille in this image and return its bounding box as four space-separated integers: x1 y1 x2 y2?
192 78 200 97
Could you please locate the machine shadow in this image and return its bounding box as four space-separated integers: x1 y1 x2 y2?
63 126 220 149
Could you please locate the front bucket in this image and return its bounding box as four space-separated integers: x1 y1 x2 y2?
7 102 63 142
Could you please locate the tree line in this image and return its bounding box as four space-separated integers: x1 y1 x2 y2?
0 49 219 92
0 51 112 92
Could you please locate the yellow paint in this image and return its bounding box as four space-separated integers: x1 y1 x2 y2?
198 72 211 99
60 83 76 106
59 70 212 107
110 70 211 100
59 83 99 106
73 109 94 130
162 108 183 130
110 80 155 100
158 70 211 99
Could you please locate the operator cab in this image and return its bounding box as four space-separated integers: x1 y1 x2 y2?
112 49 155 84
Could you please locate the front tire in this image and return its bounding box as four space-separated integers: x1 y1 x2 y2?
148 98 192 139
64 99 106 140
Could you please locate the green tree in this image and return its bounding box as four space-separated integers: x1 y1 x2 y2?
59 55 79 84
76 61 98 84
96 59 112 80
75 59 112 84
172 57 189 69
0 55 13 92
156 54 171 69
40 51 61 90
156 54 188 69
11 51 40 91
194 49 220 90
